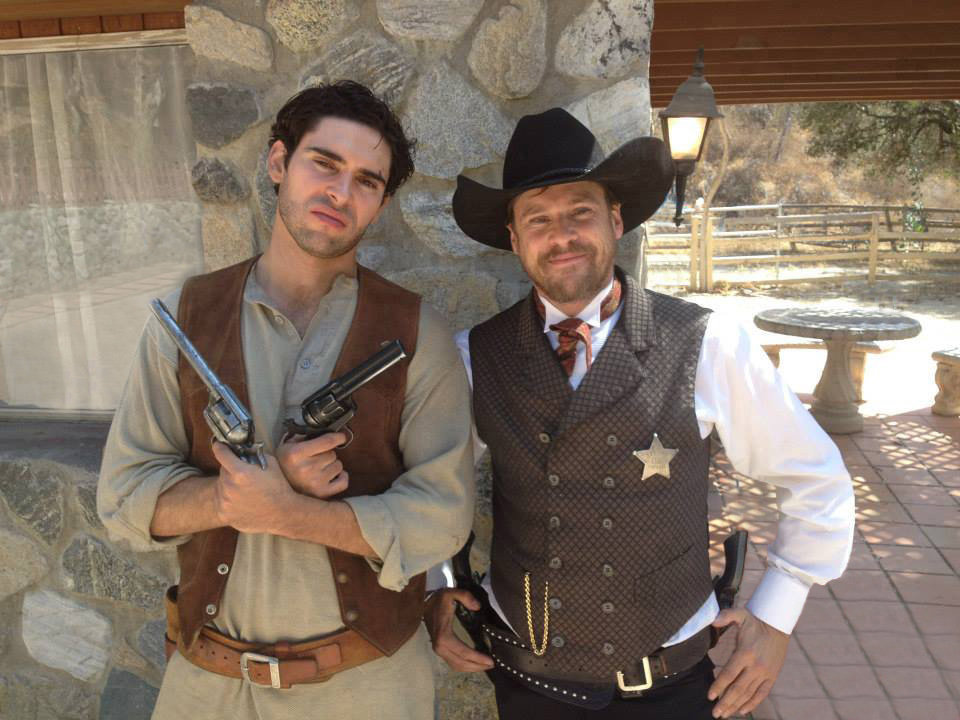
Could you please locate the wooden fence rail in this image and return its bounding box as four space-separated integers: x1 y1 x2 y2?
646 203 960 291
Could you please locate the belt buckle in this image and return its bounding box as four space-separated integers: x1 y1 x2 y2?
616 656 653 693
240 651 281 689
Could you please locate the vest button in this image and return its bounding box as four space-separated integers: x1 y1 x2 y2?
602 643 615 656
549 597 562 610
547 473 560 486
345 610 359 622
548 516 560 529
549 556 562 570
606 434 618 446
602 564 614 577
538 432 551 444
602 601 615 614
601 517 613 530
337 572 349 584
205 604 217 616
551 635 566 648
216 563 230 575
602 476 615 489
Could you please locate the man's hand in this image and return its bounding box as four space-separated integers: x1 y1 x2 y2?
276 432 349 499
212 441 299 535
424 589 495 673
708 608 790 719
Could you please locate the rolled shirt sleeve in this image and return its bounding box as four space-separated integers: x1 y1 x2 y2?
97 288 199 551
344 304 476 591
696 312 856 634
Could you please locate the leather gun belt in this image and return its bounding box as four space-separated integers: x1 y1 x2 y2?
483 622 714 710
164 586 383 689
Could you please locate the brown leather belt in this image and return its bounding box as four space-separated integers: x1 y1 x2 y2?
164 586 383 689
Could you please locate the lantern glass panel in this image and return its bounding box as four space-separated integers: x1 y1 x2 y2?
666 116 708 161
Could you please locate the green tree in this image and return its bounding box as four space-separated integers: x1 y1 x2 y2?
798 101 960 182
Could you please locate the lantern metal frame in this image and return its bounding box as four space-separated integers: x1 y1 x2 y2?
659 48 723 226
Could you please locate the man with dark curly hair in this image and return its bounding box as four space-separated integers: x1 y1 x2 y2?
99 81 475 719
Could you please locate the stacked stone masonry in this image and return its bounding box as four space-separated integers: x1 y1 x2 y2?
0 449 174 719
2 0 658 717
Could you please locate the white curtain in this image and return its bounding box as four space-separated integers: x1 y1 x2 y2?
0 45 202 410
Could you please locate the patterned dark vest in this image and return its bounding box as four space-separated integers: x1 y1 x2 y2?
174 257 425 655
471 269 713 683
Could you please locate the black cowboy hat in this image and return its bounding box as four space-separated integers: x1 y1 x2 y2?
452 108 675 251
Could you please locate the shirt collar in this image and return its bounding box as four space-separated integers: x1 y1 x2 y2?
537 275 615 333
244 261 358 315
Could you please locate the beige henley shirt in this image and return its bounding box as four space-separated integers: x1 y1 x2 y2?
98 266 474 720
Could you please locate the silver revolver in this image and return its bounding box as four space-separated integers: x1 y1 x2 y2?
150 299 267 469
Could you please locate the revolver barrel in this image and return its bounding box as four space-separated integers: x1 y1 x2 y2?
150 299 265 468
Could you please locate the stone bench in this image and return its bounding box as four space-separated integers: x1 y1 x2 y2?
762 340 892 404
932 348 960 416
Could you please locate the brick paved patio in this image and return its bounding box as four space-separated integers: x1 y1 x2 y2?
707 409 960 720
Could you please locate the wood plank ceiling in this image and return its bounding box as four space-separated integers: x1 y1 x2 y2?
651 0 960 106
0 1 188 39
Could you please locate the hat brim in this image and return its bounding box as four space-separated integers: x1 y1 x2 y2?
452 137 675 251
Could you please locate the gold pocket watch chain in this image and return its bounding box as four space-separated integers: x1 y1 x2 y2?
523 572 550 656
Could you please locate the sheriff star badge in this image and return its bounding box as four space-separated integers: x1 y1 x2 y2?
632 433 678 480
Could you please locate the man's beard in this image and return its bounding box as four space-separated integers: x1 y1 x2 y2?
277 195 365 260
525 241 614 304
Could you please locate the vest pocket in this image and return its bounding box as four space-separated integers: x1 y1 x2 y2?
632 542 696 608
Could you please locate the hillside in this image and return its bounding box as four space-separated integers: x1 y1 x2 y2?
667 104 960 211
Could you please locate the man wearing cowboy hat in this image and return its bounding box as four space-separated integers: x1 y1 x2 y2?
425 109 854 719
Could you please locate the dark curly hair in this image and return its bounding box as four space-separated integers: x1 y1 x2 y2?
268 80 415 198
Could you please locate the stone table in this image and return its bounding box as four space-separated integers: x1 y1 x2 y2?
754 308 921 434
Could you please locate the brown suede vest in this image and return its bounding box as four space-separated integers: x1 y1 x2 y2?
175 257 424 655
471 269 714 682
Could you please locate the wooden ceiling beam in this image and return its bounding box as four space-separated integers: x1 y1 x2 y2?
651 73 960 88
651 91 960 105
655 1 960 31
653 85 960 96
0 1 188 22
652 45 960 66
652 24 960 53
652 58 960 78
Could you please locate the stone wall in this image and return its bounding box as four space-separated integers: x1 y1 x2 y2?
0 423 174 719
0 1 657 717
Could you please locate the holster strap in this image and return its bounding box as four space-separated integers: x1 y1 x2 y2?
164 585 383 689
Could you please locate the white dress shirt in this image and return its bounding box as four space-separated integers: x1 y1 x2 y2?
432 279 855 646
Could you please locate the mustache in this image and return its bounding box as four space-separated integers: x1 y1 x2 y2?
541 242 595 262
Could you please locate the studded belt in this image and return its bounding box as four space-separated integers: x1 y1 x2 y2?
483 622 714 710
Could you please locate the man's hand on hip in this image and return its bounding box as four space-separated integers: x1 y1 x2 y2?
212 441 300 535
425 589 494 673
277 432 350 498
708 608 789 719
